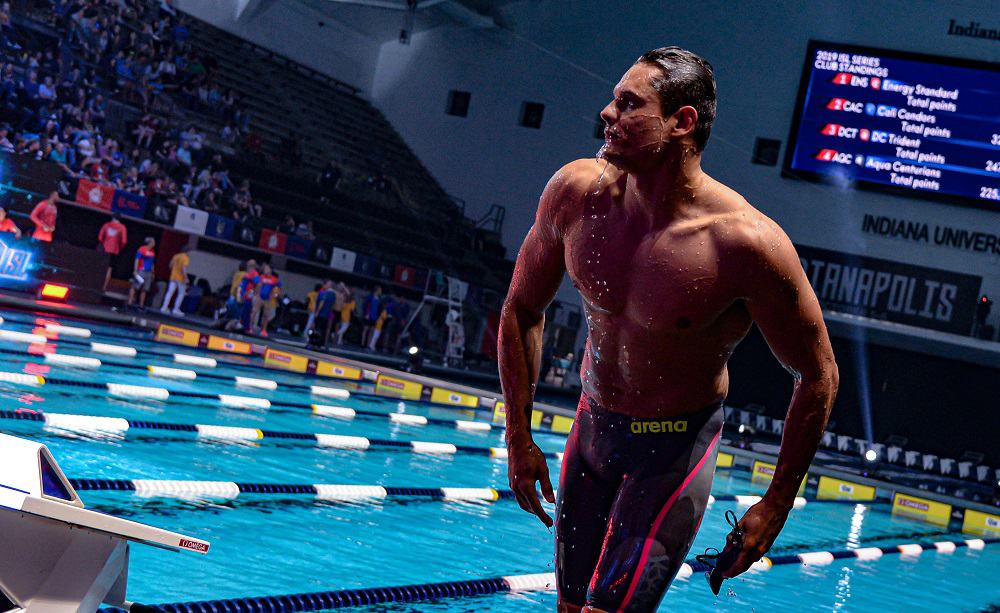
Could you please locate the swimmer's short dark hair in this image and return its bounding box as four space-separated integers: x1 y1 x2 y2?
635 46 716 151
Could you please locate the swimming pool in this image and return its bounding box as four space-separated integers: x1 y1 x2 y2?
0 310 997 611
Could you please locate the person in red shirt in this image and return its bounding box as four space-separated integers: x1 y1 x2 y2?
0 207 22 239
30 192 58 242
97 215 129 291
128 236 156 308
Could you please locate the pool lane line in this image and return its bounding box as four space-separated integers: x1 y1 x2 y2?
67 478 865 509
96 537 999 613
0 372 550 436
0 331 547 430
0 408 551 459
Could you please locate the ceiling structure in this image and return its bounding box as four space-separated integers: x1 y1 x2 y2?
240 0 530 42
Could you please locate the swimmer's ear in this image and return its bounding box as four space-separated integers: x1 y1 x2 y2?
668 106 698 142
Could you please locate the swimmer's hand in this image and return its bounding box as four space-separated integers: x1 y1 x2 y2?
507 439 556 528
719 498 791 580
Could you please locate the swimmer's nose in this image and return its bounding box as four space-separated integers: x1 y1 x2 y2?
599 100 617 127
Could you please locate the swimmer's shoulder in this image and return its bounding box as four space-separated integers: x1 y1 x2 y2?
541 159 621 217
704 180 798 272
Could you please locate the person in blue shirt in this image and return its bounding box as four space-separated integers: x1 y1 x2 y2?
361 285 382 349
312 280 337 348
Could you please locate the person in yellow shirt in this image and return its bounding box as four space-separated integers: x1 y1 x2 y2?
230 259 256 301
303 283 321 338
161 246 191 316
336 288 355 346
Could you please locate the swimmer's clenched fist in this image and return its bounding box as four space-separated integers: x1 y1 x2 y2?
499 47 838 612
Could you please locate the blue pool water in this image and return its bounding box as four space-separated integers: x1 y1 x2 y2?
0 311 997 611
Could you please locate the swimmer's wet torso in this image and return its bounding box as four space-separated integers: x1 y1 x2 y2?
498 48 838 613
563 160 755 418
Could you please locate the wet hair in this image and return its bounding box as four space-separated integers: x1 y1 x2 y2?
635 46 716 151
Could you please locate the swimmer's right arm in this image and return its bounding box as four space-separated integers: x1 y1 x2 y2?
499 166 574 527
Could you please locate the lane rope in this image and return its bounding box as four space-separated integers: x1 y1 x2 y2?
67 477 871 508
0 408 554 460
95 537 998 612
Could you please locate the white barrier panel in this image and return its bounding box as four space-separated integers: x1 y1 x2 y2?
310 386 350 400
44 324 92 338
797 551 835 566
218 395 271 409
0 330 47 344
43 413 129 437
235 376 278 391
411 441 457 455
90 342 136 357
854 547 884 561
934 541 957 553
314 434 371 450
174 353 217 368
0 371 44 386
389 413 428 426
440 487 497 501
133 480 240 500
107 383 170 400
455 420 491 431
503 573 556 593
195 425 262 441
314 484 387 501
148 365 198 380
311 405 356 419
897 544 923 556
43 353 101 369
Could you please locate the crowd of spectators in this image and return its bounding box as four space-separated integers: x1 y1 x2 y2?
0 0 266 225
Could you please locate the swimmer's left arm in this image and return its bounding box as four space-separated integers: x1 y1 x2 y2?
723 218 840 578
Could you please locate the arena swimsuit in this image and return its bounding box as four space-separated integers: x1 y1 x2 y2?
556 395 724 612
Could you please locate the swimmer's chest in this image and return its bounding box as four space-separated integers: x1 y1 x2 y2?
565 218 733 331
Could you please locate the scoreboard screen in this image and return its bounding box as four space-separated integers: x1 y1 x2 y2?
785 41 1000 211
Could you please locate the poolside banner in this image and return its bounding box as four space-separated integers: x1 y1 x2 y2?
259 229 288 254
551 415 574 434
285 235 312 259
315 360 362 380
429 387 479 408
816 475 876 501
795 244 983 335
375 374 422 400
491 401 543 429
394 265 417 288
111 190 147 219
329 247 356 272
173 205 209 235
310 241 330 265
891 492 952 527
75 179 114 211
353 254 380 277
155 323 200 347
961 509 1000 537
205 214 236 241
751 460 807 495
264 348 309 373
206 335 252 355
717 452 734 468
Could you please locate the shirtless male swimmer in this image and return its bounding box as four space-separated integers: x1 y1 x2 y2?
498 47 839 612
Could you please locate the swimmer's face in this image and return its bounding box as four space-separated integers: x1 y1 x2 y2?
598 63 695 171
